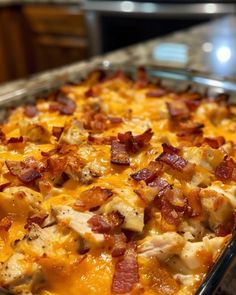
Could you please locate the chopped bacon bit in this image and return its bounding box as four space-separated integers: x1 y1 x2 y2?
162 143 180 155
134 129 153 148
156 143 195 176
111 140 130 166
88 135 116 145
112 242 139 294
0 216 12 232
19 169 41 183
202 136 225 149
52 126 64 140
167 101 190 121
49 94 76 115
24 105 38 118
0 129 6 143
5 160 41 184
149 178 172 199
24 213 48 230
177 122 204 138
146 89 167 98
184 99 201 111
215 158 236 181
161 201 186 226
111 233 127 257
157 144 188 171
75 186 113 211
118 129 153 153
0 182 10 192
88 214 111 233
215 211 236 237
108 117 123 124
85 88 95 98
106 211 125 229
131 161 162 184
134 67 148 88
7 136 24 144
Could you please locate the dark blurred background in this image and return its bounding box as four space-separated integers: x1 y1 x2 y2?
0 0 235 83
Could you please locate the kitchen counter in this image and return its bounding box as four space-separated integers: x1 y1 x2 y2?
0 16 236 294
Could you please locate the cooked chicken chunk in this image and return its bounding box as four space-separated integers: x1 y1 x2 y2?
99 194 144 232
53 205 104 244
200 184 234 229
18 224 74 257
0 253 43 294
0 186 43 214
138 232 185 261
180 236 229 270
59 120 88 144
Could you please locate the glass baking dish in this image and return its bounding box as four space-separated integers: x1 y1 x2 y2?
0 62 236 295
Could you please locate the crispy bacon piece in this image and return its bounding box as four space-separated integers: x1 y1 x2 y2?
156 143 195 177
7 136 24 144
215 158 236 181
156 143 188 171
149 178 172 198
177 122 204 138
184 99 201 111
111 140 130 166
5 160 41 184
52 126 64 140
146 88 167 98
134 67 148 88
118 129 153 153
0 129 6 143
112 242 139 294
0 216 12 232
49 93 76 115
0 182 10 192
131 161 162 184
88 135 116 145
24 213 48 230
215 211 236 237
161 199 187 226
106 211 125 229
108 117 123 124
75 186 113 211
167 101 190 121
202 136 225 149
88 215 111 233
24 105 38 118
111 233 127 257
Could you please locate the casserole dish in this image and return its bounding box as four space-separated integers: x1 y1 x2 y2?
0 63 236 295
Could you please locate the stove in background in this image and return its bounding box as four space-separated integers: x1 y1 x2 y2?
84 1 236 55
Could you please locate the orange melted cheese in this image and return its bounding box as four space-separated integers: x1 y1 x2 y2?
0 70 235 295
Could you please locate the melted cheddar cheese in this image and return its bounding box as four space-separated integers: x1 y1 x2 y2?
0 69 235 295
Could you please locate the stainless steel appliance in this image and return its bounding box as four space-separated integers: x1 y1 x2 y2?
84 1 236 55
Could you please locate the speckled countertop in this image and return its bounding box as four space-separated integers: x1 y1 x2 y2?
0 15 236 295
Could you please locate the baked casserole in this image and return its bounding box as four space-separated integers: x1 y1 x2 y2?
0 68 235 295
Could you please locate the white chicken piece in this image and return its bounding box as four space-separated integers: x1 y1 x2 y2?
0 186 43 214
200 184 234 229
59 120 88 145
183 146 224 172
0 253 43 295
174 274 195 287
138 232 185 261
99 189 144 232
19 120 51 143
18 224 72 257
53 205 104 244
180 236 229 270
